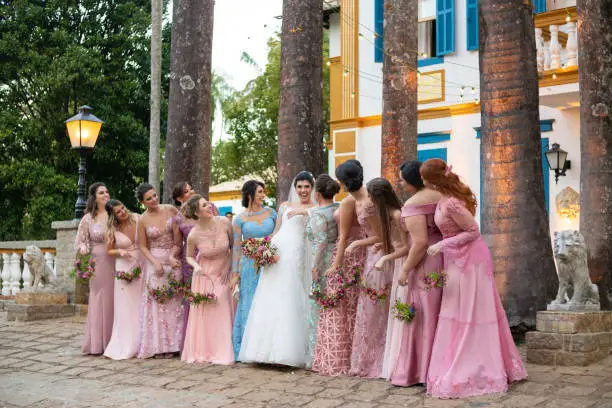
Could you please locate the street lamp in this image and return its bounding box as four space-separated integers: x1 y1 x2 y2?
65 105 104 219
545 142 571 184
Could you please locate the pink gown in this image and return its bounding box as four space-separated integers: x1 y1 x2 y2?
104 227 144 360
427 196 527 398
138 218 185 358
349 202 394 378
75 213 114 355
312 209 365 376
181 218 235 365
388 203 443 386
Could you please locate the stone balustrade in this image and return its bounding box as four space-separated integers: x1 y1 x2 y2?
536 21 578 73
0 241 57 296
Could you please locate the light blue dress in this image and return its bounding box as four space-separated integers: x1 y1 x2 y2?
231 207 277 357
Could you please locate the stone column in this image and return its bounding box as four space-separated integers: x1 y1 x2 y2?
51 220 86 304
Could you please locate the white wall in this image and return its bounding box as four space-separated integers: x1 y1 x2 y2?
329 13 341 58
357 0 384 117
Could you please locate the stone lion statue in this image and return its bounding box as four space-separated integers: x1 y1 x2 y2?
551 230 599 307
22 245 54 292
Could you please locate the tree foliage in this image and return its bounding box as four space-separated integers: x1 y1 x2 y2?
0 0 170 240
211 32 330 198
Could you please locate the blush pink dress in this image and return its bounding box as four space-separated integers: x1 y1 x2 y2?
427 197 527 398
312 208 365 376
138 217 185 358
389 203 443 386
349 202 394 378
104 226 144 360
182 218 235 365
74 213 114 355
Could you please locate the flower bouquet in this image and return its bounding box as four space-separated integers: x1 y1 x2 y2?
149 284 174 304
309 264 362 309
422 270 447 290
392 299 416 323
241 236 278 273
168 274 190 297
186 291 217 306
362 285 389 304
71 253 95 281
114 266 142 283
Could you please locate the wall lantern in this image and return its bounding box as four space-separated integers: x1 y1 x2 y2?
545 143 571 184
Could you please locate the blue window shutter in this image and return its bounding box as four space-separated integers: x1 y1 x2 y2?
534 0 546 13
374 0 384 62
466 0 478 51
541 138 550 213
436 0 455 56
417 148 448 162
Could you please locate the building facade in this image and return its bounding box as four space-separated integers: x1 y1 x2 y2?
324 0 580 236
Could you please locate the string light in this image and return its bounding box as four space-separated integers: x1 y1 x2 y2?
358 33 364 39
343 69 349 77
326 60 331 67
417 70 421 78
351 92 355 99
471 87 475 95
552 72 557 79
566 12 571 22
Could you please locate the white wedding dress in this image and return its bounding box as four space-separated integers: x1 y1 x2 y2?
238 204 313 367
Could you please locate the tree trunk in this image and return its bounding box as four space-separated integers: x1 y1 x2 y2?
163 0 214 202
577 0 612 310
479 0 557 327
148 0 162 192
381 0 418 201
277 0 324 203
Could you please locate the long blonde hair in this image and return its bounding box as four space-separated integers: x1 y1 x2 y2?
105 199 135 246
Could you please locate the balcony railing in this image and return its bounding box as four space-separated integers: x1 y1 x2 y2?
535 7 578 73
0 241 57 296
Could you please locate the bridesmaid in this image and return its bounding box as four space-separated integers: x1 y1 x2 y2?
231 180 277 357
74 182 113 355
172 181 197 348
313 162 366 376
376 160 444 386
136 183 185 359
302 175 340 366
182 195 235 365
345 177 401 378
421 159 527 398
103 199 143 360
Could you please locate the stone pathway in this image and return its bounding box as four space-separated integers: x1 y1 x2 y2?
1 317 612 408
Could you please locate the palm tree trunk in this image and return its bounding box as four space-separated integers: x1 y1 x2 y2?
381 0 418 201
164 0 214 202
148 0 162 192
277 0 324 203
479 0 557 327
577 0 612 309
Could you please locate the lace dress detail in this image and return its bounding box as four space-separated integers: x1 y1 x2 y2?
350 201 393 378
312 207 365 376
426 197 527 398
305 204 339 367
138 217 185 358
74 213 114 355
231 208 277 358
175 213 197 350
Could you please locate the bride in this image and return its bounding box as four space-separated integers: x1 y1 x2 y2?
239 171 317 367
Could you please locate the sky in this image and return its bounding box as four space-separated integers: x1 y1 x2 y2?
211 0 283 90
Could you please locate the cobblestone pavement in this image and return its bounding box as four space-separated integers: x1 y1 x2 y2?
1 318 612 408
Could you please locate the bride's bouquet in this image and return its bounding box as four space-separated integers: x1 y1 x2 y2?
241 236 278 273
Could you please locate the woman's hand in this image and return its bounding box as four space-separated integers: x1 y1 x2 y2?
168 257 180 269
373 242 382 252
229 273 240 291
192 265 202 276
312 268 320 282
345 242 358 255
324 265 337 277
375 257 386 270
287 209 307 219
427 245 441 256
153 261 164 277
78 247 89 256
398 270 409 286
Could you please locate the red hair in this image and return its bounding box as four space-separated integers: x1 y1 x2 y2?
420 159 477 216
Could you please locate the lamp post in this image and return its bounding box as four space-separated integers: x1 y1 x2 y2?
545 142 571 184
64 106 104 219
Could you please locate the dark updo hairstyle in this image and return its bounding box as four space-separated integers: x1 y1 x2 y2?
293 171 315 187
335 159 364 192
399 160 425 190
135 182 155 203
366 177 402 255
315 174 340 199
171 181 189 206
85 182 107 216
241 180 265 208
183 194 203 220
